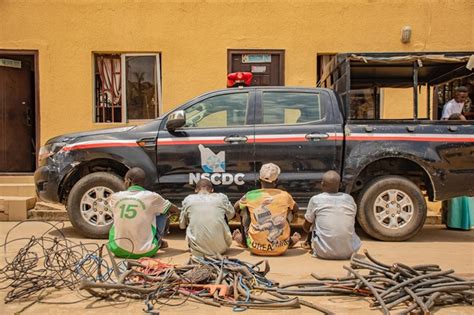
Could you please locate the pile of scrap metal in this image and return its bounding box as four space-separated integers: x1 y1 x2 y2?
79 254 331 313
0 222 330 313
0 223 108 304
269 250 473 315
0 223 471 314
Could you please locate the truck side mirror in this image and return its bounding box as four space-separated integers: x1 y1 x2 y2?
166 110 186 131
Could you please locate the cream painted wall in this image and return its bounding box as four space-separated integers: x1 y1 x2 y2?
381 88 429 119
0 0 472 144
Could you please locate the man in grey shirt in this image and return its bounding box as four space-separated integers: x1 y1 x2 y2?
180 179 235 257
303 171 361 260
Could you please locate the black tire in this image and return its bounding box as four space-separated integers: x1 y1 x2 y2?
356 175 427 241
67 172 125 239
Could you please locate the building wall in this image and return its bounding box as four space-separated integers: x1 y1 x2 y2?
382 88 428 119
1 0 472 144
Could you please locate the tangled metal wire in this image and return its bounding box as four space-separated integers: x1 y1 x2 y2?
270 249 473 314
1 222 472 314
0 222 331 313
79 255 331 313
0 221 112 305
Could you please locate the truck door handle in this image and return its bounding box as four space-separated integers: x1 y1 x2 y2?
365 126 375 132
224 135 248 143
305 133 329 141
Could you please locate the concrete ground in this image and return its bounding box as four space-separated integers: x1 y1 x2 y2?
0 221 473 315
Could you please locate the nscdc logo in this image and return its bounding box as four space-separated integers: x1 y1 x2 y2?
189 145 245 185
198 144 225 173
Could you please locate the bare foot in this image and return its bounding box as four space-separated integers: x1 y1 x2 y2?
160 239 169 249
288 232 301 248
232 229 245 248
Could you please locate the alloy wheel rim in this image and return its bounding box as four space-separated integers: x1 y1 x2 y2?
373 189 414 229
80 186 114 227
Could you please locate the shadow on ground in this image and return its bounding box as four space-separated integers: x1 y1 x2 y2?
43 222 474 244
48 225 92 239
355 225 474 243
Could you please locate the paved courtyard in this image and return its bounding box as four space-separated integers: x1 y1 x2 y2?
0 221 473 314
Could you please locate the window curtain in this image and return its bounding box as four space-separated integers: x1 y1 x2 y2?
97 56 121 105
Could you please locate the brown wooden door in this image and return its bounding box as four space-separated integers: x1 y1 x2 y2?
0 63 35 172
229 51 284 86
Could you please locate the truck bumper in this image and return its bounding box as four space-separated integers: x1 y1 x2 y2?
34 166 61 203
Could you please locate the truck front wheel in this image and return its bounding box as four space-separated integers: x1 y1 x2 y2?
67 172 125 239
356 176 427 241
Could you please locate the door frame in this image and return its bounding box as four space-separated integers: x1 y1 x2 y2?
0 49 40 172
227 49 285 86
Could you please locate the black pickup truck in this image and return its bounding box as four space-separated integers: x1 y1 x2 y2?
35 52 474 241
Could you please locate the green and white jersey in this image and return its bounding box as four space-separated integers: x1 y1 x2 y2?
108 185 171 258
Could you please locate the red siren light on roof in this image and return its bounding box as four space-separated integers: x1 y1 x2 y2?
227 72 253 88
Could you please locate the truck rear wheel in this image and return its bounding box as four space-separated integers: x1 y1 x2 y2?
67 172 125 239
356 176 427 241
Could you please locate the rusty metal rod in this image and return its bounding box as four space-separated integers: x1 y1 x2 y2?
310 273 357 281
416 285 472 296
79 279 157 294
278 286 367 293
298 298 336 315
430 281 474 288
412 264 440 271
404 287 429 314
279 280 359 288
394 263 422 276
351 259 392 274
343 266 389 315
216 297 301 309
424 292 441 312
363 249 392 269
379 269 455 298
177 289 221 307
410 277 455 290
385 295 412 310
277 289 359 296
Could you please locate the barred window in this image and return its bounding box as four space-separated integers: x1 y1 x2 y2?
94 53 161 123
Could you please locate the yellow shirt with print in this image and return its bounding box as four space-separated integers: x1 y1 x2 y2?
239 188 295 256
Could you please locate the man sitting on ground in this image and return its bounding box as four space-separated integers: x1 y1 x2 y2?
180 179 235 257
108 167 178 258
303 170 361 260
233 163 301 256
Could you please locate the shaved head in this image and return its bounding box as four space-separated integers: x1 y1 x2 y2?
321 170 341 193
196 178 213 193
125 167 146 187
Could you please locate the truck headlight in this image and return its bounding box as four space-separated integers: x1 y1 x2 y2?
38 142 67 163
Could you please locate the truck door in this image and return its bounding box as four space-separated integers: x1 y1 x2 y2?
253 89 341 206
156 90 256 203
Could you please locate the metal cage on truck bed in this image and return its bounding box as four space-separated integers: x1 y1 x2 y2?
318 52 474 120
